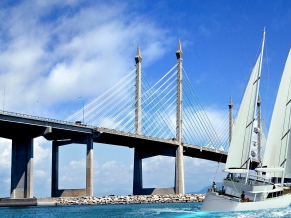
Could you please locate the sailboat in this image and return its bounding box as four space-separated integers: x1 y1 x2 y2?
201 28 291 211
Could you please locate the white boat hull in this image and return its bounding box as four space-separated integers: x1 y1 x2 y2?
201 193 291 211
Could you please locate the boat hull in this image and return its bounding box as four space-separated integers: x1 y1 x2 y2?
201 192 291 211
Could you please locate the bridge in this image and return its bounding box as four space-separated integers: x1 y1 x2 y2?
0 40 230 199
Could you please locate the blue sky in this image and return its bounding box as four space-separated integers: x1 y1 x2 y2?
1 0 291 197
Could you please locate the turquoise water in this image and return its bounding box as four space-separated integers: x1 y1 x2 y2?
1 203 291 217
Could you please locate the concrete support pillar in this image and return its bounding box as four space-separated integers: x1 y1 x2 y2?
133 148 143 195
11 138 34 198
175 39 185 194
86 138 93 196
135 46 142 135
51 141 59 197
175 144 184 194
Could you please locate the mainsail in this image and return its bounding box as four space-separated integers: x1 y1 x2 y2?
225 32 265 170
262 49 291 178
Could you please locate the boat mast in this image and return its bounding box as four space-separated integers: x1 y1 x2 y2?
229 97 233 146
257 95 261 165
245 28 266 184
281 92 291 187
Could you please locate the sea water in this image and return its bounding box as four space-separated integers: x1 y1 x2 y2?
1 203 291 217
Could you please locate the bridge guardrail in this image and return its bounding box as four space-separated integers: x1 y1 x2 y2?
0 110 96 129
0 110 226 153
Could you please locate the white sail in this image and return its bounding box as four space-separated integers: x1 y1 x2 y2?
225 54 262 169
262 49 291 178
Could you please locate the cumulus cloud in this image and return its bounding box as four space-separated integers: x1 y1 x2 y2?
0 1 173 119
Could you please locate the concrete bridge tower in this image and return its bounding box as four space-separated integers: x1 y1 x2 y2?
175 39 185 194
133 46 143 195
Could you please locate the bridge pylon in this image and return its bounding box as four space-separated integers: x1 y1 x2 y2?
133 45 143 195
175 39 185 195
132 41 185 196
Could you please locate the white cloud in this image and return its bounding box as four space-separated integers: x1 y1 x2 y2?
0 138 11 170
0 1 173 119
34 137 51 165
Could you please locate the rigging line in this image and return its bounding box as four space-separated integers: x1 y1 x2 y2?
140 78 176 111
119 116 135 132
278 76 291 166
153 124 171 139
158 126 174 139
145 110 173 137
89 90 135 126
131 94 174 134
151 102 177 138
92 94 134 127
108 99 137 128
206 123 228 151
263 38 270 121
164 132 175 140
83 75 135 118
118 116 135 132
182 95 215 142
220 122 229 146
145 102 176 137
89 96 134 126
182 73 219 140
85 75 135 120
184 120 212 147
140 72 176 107
66 69 135 121
185 96 220 147
113 115 134 131
182 110 207 145
183 95 218 146
111 69 177 126
141 85 176 133
183 76 218 139
70 74 135 123
182 117 202 144
89 84 135 122
111 105 135 130
213 139 228 181
141 88 176 125
183 127 198 145
92 95 135 127
138 64 177 102
141 76 176 134
214 115 229 141
86 83 135 122
100 102 135 128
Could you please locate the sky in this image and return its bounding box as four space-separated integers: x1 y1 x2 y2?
1 0 291 197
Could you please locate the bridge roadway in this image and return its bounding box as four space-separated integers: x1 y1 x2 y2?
0 110 227 198
0 111 227 161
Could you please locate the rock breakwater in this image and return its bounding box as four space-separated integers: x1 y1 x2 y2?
55 194 205 205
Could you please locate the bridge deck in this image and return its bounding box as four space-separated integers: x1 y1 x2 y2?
0 111 228 163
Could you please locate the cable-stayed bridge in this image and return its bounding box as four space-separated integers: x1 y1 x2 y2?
0 40 233 200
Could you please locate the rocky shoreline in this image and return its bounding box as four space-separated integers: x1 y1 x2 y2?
55 194 205 205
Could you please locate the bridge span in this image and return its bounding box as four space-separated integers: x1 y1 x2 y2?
0 40 232 199
0 110 227 198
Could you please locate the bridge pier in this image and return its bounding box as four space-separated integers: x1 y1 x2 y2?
51 141 59 197
132 146 184 195
51 138 93 197
175 144 184 194
133 148 143 195
10 138 34 199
